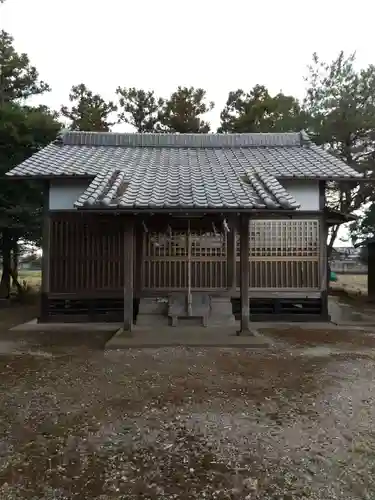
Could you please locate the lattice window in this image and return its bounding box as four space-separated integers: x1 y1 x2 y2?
236 219 320 258
191 233 226 257
146 232 187 257
235 219 321 289
142 229 227 290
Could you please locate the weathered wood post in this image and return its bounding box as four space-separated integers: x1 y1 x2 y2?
320 215 329 320
226 216 236 293
123 218 134 331
319 181 329 320
40 181 50 322
368 242 375 300
134 225 143 298
239 213 250 334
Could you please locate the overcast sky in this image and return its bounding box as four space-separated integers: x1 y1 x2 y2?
2 0 375 132
2 0 374 245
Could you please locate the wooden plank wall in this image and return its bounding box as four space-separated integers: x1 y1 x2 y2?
49 213 125 293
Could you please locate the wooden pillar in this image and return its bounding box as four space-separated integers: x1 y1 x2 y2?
239 213 251 334
40 182 50 322
134 225 143 297
368 243 375 299
123 219 134 331
226 217 236 292
319 215 329 320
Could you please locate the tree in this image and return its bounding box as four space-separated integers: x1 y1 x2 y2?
349 203 375 246
0 31 60 297
116 87 163 132
303 52 375 251
158 86 214 133
0 102 60 296
20 251 42 270
0 31 50 102
61 83 117 131
218 85 305 133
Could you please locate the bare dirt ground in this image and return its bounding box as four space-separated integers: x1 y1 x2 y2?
0 307 375 499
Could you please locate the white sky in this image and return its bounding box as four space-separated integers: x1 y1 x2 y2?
2 0 374 245
3 0 375 131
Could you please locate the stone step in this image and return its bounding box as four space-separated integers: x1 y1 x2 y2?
136 298 169 327
168 293 210 327
137 295 236 328
207 297 236 326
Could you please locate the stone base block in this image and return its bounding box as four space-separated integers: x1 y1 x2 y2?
138 298 168 315
208 297 236 326
137 298 169 327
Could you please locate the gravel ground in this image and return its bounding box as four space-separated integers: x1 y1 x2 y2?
0 338 375 499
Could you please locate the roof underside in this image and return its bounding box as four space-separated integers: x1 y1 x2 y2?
6 131 362 210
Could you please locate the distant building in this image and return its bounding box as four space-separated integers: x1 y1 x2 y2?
330 247 366 274
331 247 361 261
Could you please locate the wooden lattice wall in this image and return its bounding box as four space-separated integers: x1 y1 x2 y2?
235 219 321 289
142 230 227 290
48 215 322 294
49 213 126 293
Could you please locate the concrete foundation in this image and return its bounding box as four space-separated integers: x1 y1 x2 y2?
168 293 210 326
207 297 236 326
136 298 169 326
11 319 121 332
106 324 268 348
139 294 236 328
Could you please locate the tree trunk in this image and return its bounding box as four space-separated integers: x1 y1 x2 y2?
10 268 23 295
11 241 18 287
0 229 12 298
327 224 339 258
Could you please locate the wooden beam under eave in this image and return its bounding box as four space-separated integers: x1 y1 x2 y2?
123 219 134 331
238 214 251 335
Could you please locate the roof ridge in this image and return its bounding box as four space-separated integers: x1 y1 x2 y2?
56 131 303 148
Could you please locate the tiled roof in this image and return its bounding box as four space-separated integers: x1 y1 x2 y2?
74 165 300 210
6 131 362 210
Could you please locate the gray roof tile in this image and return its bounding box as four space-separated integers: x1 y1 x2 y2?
6 131 362 210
